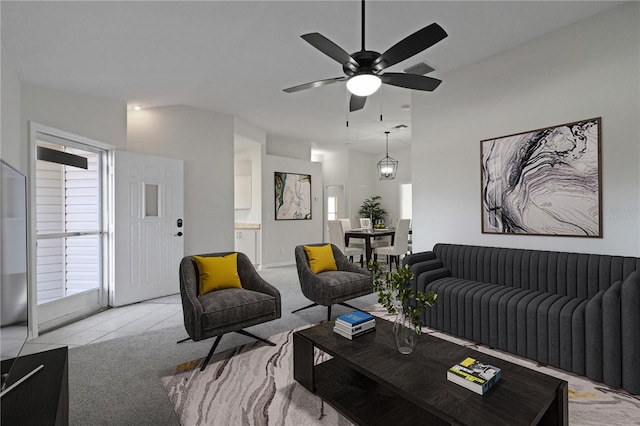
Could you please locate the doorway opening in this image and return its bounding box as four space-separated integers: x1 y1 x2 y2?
32 125 109 332
400 183 412 221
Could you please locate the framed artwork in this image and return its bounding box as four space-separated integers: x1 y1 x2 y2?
274 172 311 220
480 117 601 237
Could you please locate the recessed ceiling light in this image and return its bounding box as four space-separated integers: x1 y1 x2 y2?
133 105 141 111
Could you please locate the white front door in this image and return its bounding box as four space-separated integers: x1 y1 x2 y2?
112 151 184 306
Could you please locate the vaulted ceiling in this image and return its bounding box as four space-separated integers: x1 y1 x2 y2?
1 1 623 154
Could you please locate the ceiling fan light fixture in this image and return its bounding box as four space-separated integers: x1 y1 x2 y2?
346 73 381 97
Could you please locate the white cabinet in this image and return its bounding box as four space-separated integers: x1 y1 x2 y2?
235 229 257 264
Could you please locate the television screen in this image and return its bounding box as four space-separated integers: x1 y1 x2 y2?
1 159 29 390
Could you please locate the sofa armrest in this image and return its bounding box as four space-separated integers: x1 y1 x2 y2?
238 255 282 318
416 267 452 294
412 259 445 277
337 256 373 278
179 257 204 341
402 251 436 267
621 271 640 393
602 281 623 388
585 289 605 382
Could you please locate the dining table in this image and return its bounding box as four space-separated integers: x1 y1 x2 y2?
344 229 395 266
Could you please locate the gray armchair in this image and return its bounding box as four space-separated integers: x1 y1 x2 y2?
293 244 373 321
178 251 281 371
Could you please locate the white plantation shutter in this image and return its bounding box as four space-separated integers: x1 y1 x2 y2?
35 139 102 303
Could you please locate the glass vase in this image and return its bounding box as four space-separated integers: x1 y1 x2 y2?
393 307 417 355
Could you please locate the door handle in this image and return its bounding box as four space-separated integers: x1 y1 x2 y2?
175 232 183 237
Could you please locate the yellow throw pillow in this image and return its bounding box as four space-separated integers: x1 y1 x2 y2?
304 244 337 274
194 253 242 295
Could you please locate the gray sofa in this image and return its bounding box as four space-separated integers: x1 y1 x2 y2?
405 243 640 394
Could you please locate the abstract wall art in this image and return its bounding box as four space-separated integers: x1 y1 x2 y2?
481 117 601 237
274 172 311 220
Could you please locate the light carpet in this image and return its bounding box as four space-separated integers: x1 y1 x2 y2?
162 327 350 426
162 307 640 426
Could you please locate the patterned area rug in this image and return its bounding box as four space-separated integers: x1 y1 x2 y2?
161 326 351 426
161 306 640 426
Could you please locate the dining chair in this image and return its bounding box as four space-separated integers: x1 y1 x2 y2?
328 220 364 266
372 219 411 272
358 217 390 255
339 218 364 249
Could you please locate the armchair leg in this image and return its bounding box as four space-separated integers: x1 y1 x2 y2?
327 305 332 322
200 335 223 371
177 337 191 344
235 329 276 347
339 302 360 311
198 330 276 372
292 302 319 314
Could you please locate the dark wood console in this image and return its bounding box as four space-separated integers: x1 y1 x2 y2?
1 346 69 425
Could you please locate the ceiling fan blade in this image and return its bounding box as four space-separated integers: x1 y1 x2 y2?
381 73 442 91
283 77 346 93
349 94 367 112
301 33 359 71
374 23 447 70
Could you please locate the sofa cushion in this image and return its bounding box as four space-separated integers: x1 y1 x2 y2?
317 270 371 302
194 253 242 295
199 288 276 331
304 244 337 273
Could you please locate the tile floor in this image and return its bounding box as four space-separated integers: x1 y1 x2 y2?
21 298 182 356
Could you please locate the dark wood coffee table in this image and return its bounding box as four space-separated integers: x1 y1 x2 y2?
293 318 567 426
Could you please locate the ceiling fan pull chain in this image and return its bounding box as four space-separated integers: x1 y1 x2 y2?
361 0 366 52
346 89 350 127
380 84 383 122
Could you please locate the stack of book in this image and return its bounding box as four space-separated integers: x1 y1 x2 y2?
333 311 376 340
447 356 502 395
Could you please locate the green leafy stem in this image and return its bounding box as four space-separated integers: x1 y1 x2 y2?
369 261 437 335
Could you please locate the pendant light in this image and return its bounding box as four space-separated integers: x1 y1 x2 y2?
377 131 398 180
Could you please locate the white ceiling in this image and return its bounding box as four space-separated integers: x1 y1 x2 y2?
1 1 623 154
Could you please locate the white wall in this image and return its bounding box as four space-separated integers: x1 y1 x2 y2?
266 135 311 161
1 41 23 171
320 146 411 226
235 117 266 147
262 155 323 266
373 145 411 226
18 83 127 332
127 105 235 255
347 150 377 222
412 3 640 256
21 84 127 150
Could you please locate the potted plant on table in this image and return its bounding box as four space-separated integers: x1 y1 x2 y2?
370 261 437 354
358 195 388 227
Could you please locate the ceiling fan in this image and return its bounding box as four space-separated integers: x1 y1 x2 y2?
283 0 448 112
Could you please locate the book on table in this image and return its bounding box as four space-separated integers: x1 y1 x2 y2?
333 325 375 340
333 311 376 339
334 318 376 335
447 357 501 395
335 311 375 328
